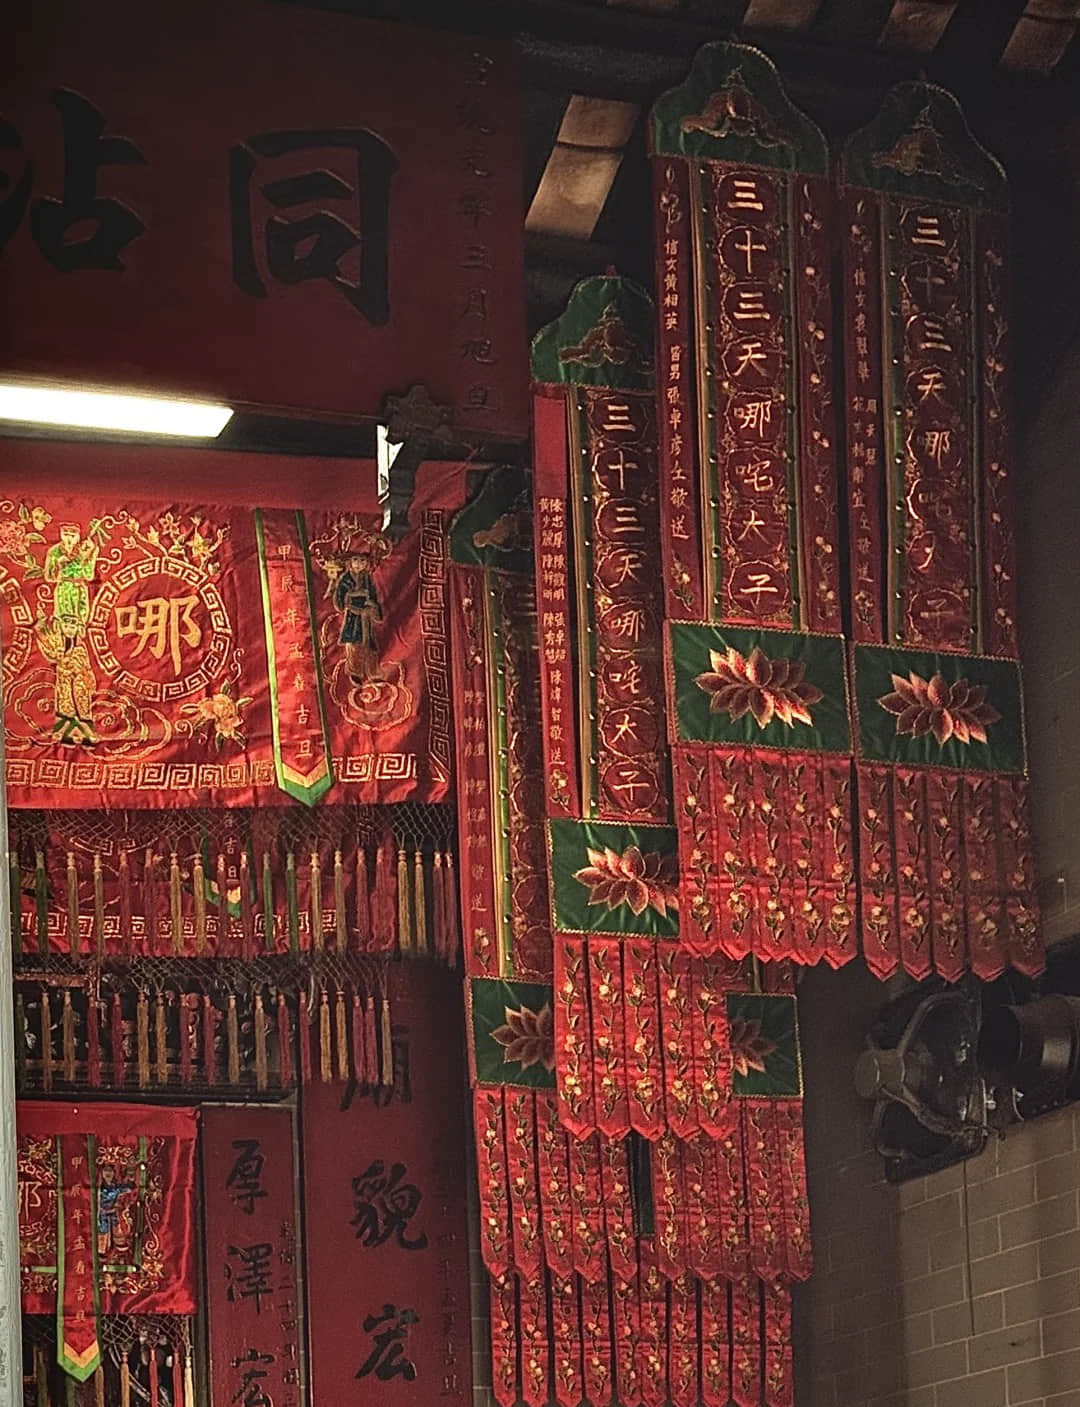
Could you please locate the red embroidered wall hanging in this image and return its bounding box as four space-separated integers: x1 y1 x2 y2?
837 82 1042 981
0 444 465 808
17 1101 197 1381
649 45 856 982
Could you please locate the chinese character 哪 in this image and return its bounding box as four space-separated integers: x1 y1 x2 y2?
356 1304 420 1382
114 594 202 677
226 1139 267 1216
230 128 397 324
226 1242 274 1313
0 89 148 271
351 1159 429 1252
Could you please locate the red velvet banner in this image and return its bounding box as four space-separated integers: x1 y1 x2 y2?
203 1106 301 1407
550 1274 585 1407
302 965 472 1407
1 0 527 438
18 1101 197 1377
0 454 465 807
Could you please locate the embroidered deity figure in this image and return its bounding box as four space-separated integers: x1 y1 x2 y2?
96 1162 135 1258
334 547 385 685
36 521 101 743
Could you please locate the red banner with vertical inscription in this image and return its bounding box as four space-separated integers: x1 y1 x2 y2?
1 0 527 437
302 965 473 1407
838 81 1042 980
203 1106 302 1407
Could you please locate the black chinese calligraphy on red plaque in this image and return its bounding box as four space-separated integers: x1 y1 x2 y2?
0 0 526 438
203 1106 303 1407
302 965 473 1407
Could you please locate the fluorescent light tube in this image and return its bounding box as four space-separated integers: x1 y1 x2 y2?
0 382 233 438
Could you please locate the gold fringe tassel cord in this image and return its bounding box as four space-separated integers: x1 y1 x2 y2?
66 850 80 955
216 852 228 951
35 1345 48 1407
380 996 393 1086
61 989 75 1082
413 849 427 956
397 847 410 953
227 994 240 1086
136 991 150 1088
193 853 206 955
34 847 48 954
334 849 346 948
155 992 169 1085
319 988 332 1082
121 1354 131 1407
184 1347 195 1407
310 851 323 951
254 988 267 1091
40 989 53 1092
335 987 348 1080
170 852 183 954
94 1364 105 1407
285 850 299 951
93 852 105 962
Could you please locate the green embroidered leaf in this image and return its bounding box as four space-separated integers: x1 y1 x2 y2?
726 993 802 1098
469 978 556 1090
549 819 680 938
854 645 1025 773
668 622 850 753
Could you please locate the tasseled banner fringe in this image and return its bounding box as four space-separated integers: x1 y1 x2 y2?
277 990 292 1088
136 990 150 1088
192 852 207 955
40 990 52 1092
61 989 75 1082
380 996 393 1086
318 986 332 1082
310 852 324 951
154 991 169 1085
254 988 268 1090
397 847 411 954
413 848 427 956
86 997 101 1087
227 993 241 1086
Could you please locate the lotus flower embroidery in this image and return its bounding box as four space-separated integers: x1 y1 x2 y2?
573 845 679 919
490 1002 554 1071
878 671 1001 746
728 1016 777 1078
695 646 823 729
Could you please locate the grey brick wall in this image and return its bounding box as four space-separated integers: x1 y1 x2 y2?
794 961 1080 1407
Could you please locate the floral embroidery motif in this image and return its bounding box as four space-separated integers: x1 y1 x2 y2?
490 1002 554 1072
728 1016 777 1078
878 670 1000 746
695 646 823 728
573 845 679 918
180 682 253 749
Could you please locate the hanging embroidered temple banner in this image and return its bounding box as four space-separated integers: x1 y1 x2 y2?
649 43 857 983
508 278 811 1406
837 82 1042 981
17 1101 197 1381
0 442 464 807
301 964 473 1406
203 1105 303 1407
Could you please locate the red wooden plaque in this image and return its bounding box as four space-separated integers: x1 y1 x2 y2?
301 964 473 1406
0 0 527 439
203 1106 303 1407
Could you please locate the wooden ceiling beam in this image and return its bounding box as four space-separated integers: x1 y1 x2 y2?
525 95 640 240
1001 1 1080 72
741 0 822 32
877 0 960 54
